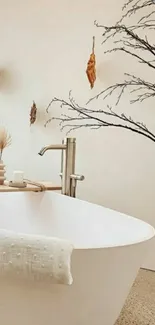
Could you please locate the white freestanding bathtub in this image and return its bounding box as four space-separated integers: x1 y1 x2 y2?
0 191 154 325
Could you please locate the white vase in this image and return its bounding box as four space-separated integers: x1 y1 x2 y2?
0 160 6 185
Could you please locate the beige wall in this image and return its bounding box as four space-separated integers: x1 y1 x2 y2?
0 0 155 269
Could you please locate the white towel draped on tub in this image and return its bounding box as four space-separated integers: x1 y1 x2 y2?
0 229 74 286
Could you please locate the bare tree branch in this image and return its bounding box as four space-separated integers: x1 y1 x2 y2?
95 21 155 55
120 0 154 23
88 74 155 105
86 8 155 106
105 46 155 69
45 93 155 142
44 0 155 146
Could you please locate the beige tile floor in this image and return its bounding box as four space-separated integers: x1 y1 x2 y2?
115 269 155 325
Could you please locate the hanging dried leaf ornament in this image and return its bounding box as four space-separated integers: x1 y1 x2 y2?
86 36 96 89
30 101 37 126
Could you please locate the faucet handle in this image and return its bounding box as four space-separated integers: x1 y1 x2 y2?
70 174 85 182
59 173 84 197
70 174 85 198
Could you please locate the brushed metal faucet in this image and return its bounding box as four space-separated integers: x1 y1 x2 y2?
38 138 84 197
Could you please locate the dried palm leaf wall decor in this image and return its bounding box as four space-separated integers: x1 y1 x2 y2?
30 101 37 126
86 36 96 88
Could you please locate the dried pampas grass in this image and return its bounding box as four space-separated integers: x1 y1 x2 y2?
0 127 11 160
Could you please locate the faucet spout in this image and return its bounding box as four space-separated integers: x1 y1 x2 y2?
38 144 66 156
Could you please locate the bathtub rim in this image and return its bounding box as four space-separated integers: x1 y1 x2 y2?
0 191 154 250
47 192 155 248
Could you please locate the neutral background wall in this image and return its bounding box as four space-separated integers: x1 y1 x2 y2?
0 0 155 269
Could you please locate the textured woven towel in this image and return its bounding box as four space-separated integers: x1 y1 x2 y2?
0 229 74 286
